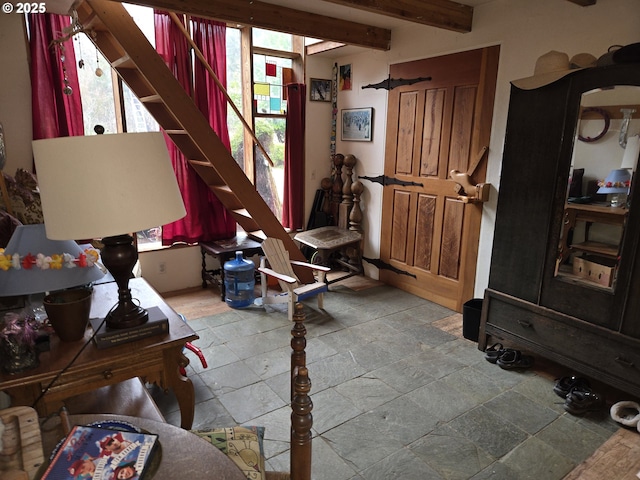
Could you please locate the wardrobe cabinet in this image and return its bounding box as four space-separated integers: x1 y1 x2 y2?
480 63 640 397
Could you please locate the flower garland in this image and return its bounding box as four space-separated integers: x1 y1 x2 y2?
597 179 631 189
0 248 100 271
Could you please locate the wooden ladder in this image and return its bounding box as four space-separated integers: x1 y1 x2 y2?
75 0 312 282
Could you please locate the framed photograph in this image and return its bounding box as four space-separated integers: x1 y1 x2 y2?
341 107 373 142
310 78 332 102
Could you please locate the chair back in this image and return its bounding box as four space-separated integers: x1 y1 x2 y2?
262 237 301 290
0 406 45 480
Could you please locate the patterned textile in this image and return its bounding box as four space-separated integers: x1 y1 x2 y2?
193 426 266 480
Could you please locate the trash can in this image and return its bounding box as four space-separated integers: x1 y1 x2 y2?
462 298 483 342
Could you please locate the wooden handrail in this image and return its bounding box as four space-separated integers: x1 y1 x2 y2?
168 12 274 167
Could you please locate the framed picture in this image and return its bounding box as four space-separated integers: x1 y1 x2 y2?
310 78 332 102
341 107 373 142
339 64 352 91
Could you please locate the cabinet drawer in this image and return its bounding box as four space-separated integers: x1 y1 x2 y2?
484 293 640 391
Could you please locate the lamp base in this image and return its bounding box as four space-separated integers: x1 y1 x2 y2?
101 234 149 330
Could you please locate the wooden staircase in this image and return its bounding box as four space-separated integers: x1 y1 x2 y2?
76 0 312 282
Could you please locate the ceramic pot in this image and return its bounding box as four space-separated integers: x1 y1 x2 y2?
43 287 93 342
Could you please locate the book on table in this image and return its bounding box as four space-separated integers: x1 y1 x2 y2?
90 306 169 349
41 425 159 479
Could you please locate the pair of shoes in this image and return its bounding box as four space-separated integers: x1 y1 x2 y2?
496 349 534 370
484 343 506 363
564 389 604 415
610 401 640 428
553 375 591 398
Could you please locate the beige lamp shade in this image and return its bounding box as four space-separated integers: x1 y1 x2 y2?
32 132 186 240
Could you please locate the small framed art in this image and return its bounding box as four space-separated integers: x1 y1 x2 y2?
341 107 373 142
310 78 332 102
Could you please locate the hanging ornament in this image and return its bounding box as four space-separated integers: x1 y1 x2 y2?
95 46 103 77
75 35 84 69
59 43 73 96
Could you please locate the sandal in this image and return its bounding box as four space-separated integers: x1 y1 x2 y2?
553 375 591 398
484 343 506 364
564 389 603 415
496 349 534 370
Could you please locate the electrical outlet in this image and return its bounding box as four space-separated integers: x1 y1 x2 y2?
159 262 166 274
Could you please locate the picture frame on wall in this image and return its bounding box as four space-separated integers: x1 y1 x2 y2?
341 108 373 142
339 64 352 91
310 78 332 102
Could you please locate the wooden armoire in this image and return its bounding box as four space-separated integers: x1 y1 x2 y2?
480 61 640 397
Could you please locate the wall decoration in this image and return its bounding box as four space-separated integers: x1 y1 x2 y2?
339 64 352 91
341 107 373 142
310 78 332 102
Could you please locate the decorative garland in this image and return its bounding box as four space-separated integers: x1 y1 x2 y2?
578 107 610 143
0 248 100 271
597 178 630 189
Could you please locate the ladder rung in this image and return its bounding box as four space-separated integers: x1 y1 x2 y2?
233 209 251 218
189 160 213 168
112 55 133 68
165 129 188 135
140 94 162 103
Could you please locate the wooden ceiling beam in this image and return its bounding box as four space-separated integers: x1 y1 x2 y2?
566 0 596 5
319 0 473 32
106 0 391 50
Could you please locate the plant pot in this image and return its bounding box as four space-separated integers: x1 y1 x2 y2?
43 287 93 342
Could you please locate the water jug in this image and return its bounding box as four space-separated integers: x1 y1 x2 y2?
224 251 255 308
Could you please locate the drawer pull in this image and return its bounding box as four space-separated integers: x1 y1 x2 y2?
103 370 113 379
517 320 532 328
615 357 635 368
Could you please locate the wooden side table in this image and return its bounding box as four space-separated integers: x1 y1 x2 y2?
200 235 263 299
0 278 199 429
39 414 246 480
294 226 363 284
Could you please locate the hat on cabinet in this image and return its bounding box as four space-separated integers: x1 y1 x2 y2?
512 50 597 90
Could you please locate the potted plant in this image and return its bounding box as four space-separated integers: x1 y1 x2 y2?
0 311 39 374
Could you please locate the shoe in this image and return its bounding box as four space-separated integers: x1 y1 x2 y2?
610 401 640 427
564 389 603 415
484 343 506 363
496 349 534 370
553 375 591 398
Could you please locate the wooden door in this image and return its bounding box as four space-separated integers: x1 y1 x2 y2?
380 46 499 311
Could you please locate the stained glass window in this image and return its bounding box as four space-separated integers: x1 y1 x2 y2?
253 54 292 115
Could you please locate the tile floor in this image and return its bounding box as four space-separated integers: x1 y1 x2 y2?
155 279 627 480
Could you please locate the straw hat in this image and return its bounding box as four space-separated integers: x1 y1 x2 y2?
512 50 597 90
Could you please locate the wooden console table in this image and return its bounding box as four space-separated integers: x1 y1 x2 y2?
0 278 199 429
201 235 263 299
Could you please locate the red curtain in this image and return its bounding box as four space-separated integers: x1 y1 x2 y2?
29 13 84 140
282 83 306 230
154 12 235 245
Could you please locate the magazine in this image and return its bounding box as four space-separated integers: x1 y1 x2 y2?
41 425 159 480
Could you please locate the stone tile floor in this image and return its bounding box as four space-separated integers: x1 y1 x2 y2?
154 281 628 480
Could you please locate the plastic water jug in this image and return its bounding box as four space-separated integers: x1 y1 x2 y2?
224 251 255 308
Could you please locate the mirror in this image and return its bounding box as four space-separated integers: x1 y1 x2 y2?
555 85 640 290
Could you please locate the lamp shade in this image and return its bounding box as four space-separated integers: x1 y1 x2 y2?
597 168 631 194
0 224 105 296
32 132 186 240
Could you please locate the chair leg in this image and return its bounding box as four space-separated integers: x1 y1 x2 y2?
260 257 268 300
317 292 324 310
288 294 295 321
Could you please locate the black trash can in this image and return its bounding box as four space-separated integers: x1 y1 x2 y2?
462 298 483 342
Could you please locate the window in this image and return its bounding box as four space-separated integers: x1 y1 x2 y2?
72 10 305 248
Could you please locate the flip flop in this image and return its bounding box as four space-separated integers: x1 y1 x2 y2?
553 375 591 398
484 342 506 363
496 349 534 370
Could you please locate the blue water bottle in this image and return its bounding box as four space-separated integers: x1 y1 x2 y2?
224 251 255 308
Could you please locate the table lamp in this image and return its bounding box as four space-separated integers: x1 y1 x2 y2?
0 223 105 341
32 132 186 330
597 168 631 208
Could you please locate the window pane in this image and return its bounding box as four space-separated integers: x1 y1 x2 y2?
255 117 285 218
73 35 117 134
252 28 292 51
253 55 291 115
226 28 245 170
123 83 159 133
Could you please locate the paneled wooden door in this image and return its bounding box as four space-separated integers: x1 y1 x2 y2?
380 46 499 312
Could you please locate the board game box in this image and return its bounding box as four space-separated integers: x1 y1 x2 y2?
41 424 159 479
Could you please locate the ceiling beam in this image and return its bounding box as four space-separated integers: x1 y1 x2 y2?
320 0 473 32
107 0 391 50
566 0 596 5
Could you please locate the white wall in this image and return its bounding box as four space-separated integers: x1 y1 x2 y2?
305 0 640 296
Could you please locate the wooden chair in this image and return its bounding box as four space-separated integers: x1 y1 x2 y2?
0 406 45 480
257 237 330 321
